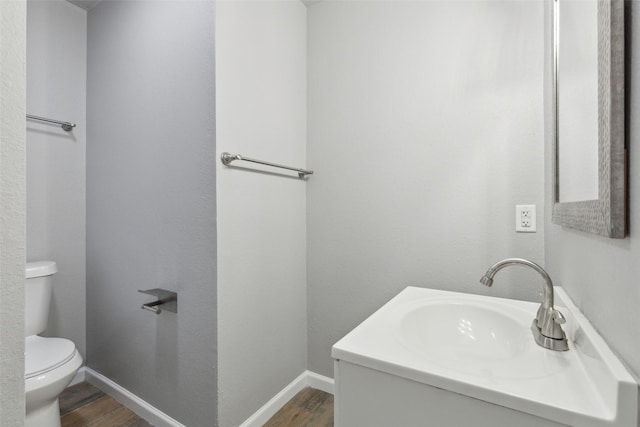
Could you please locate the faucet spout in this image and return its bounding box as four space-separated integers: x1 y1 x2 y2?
481 258 554 309
480 258 568 351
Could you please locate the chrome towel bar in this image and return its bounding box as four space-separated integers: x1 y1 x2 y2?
221 152 313 178
26 114 76 132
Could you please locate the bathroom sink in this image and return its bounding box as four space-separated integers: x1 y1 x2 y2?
332 287 638 426
395 298 566 380
398 301 528 361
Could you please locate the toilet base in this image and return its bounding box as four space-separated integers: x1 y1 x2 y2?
26 397 61 427
25 339 82 427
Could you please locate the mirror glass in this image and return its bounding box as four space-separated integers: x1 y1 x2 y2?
557 0 598 203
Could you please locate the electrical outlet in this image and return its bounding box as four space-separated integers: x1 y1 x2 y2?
516 204 536 232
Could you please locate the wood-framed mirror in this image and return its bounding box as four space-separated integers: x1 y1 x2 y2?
551 0 626 238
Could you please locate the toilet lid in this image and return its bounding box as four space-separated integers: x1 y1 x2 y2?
25 336 77 379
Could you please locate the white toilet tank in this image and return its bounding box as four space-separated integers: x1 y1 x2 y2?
25 261 57 337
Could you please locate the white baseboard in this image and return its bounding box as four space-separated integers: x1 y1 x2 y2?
69 366 86 386
305 370 335 395
78 367 332 427
239 370 334 427
84 367 186 427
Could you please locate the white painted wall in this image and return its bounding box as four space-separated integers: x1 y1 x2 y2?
26 0 87 357
307 0 545 377
86 1 217 425
544 2 640 381
0 0 27 424
216 1 307 426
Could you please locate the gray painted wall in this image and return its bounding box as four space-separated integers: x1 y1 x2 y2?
26 0 87 357
0 0 26 424
544 2 640 381
307 0 546 377
216 2 307 426
86 1 217 425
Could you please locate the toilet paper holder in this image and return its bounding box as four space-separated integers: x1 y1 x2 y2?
138 288 178 315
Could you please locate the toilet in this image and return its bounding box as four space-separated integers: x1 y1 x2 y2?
25 261 82 427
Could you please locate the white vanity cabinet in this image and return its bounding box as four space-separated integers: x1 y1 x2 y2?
334 360 565 427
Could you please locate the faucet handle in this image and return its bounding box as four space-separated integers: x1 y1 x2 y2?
539 307 568 341
552 309 566 324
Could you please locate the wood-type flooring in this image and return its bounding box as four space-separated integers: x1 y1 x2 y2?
59 382 333 427
59 382 151 427
264 387 334 427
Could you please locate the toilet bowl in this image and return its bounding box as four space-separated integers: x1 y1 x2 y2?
25 261 83 427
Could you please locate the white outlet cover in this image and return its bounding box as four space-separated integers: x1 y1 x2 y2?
516 204 536 232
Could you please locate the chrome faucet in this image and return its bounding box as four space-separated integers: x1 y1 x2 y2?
480 258 569 351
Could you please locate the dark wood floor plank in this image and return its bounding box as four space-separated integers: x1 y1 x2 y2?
61 395 121 427
302 394 334 427
59 382 106 416
289 387 317 407
88 405 139 427
59 383 151 427
300 388 332 413
264 387 334 427
264 407 313 427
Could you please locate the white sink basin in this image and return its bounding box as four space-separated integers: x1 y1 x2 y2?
332 287 638 426
396 298 568 380
399 300 529 361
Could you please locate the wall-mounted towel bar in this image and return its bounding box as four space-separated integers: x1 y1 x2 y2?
221 152 313 178
27 114 76 132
